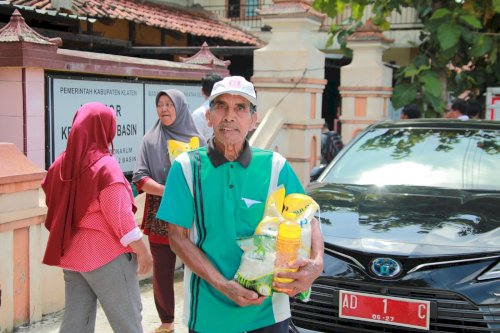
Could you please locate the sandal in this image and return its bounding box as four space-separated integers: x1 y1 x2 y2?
154 328 174 333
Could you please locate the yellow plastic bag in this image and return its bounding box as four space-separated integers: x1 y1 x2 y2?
167 137 200 163
281 193 319 302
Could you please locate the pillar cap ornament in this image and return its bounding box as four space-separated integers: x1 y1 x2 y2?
257 0 325 22
179 42 230 68
347 19 393 44
0 9 62 46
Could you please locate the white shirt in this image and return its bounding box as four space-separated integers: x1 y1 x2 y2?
458 115 470 120
192 100 212 142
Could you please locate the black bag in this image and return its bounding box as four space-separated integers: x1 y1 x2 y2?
321 131 343 164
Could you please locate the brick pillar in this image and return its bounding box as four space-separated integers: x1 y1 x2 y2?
0 143 53 332
251 0 326 186
339 20 393 142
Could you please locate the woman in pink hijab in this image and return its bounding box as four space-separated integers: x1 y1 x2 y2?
42 102 153 333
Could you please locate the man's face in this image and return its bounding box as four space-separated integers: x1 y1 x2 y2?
444 108 458 119
207 94 257 146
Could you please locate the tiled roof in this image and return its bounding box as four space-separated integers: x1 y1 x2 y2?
2 0 260 45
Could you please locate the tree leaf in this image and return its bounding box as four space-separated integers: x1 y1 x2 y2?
351 3 364 20
403 65 419 78
420 72 442 97
413 55 430 68
430 8 451 20
392 83 418 109
469 35 493 58
314 0 498 121
439 43 460 62
437 23 461 50
335 0 345 16
313 0 340 17
378 19 391 31
403 64 430 78
489 40 498 64
460 27 474 44
470 68 487 86
493 0 500 13
326 34 334 48
423 91 445 113
458 14 482 29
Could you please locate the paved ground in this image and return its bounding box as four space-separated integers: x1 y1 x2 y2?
15 270 188 333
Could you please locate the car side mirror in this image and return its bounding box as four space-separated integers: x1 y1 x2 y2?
310 164 326 182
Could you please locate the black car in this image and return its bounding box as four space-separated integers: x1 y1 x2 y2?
290 120 500 333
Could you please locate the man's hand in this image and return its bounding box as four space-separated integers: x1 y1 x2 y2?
220 280 267 307
273 257 322 297
272 217 324 297
169 224 266 307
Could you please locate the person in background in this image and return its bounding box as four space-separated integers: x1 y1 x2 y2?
320 123 344 165
400 103 421 119
192 73 223 142
133 89 206 333
157 76 324 333
445 98 469 119
467 99 482 119
42 102 153 333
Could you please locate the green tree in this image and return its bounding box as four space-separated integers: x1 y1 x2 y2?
313 0 500 116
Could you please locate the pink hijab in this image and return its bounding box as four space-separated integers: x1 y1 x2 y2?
42 102 136 266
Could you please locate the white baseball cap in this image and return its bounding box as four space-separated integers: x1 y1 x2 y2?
209 76 257 106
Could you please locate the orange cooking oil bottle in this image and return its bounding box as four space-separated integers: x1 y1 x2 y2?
274 210 301 292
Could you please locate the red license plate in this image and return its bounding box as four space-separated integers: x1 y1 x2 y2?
339 290 430 330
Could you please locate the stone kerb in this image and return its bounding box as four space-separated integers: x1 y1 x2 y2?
0 143 49 333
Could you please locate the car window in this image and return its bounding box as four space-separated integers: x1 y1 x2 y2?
322 128 500 190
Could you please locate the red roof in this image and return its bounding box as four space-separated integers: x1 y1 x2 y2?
5 0 260 45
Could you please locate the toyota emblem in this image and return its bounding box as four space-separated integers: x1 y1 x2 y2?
370 258 402 278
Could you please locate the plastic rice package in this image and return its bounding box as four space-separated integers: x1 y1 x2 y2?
234 235 276 296
234 186 319 301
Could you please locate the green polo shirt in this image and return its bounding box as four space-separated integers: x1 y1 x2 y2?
156 139 304 333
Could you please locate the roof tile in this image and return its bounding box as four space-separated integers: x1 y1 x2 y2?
5 0 260 45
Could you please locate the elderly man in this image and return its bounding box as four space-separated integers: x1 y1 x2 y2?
156 76 324 333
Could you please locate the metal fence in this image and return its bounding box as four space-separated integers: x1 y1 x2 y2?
323 5 422 29
203 3 270 30
203 4 422 31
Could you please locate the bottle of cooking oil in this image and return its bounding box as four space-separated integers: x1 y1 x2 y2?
274 210 301 292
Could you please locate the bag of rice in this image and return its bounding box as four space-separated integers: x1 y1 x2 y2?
235 187 319 302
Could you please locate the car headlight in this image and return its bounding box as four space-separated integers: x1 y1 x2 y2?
478 261 500 281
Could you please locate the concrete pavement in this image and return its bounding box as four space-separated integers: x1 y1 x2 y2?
16 270 188 333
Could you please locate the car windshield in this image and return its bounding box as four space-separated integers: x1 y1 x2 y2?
322 127 500 191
